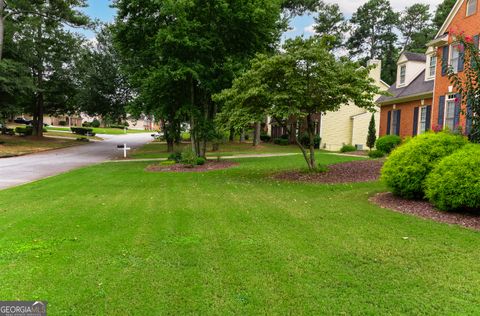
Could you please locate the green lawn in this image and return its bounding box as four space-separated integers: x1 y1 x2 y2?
1 154 480 314
0 135 83 158
47 126 151 135
131 141 310 159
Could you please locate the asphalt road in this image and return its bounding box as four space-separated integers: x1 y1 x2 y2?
0 133 153 190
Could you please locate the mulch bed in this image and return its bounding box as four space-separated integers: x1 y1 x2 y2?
371 192 480 231
273 159 384 184
145 161 238 173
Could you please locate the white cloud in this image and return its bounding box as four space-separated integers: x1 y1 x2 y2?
304 24 316 34
326 0 445 16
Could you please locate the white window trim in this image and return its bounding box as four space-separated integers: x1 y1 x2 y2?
467 0 477 16
399 65 407 86
428 56 436 79
418 106 428 135
449 43 461 74
444 95 457 130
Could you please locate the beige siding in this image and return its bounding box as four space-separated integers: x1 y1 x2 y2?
351 110 380 150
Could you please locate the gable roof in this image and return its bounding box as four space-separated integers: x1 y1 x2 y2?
403 52 427 62
436 0 465 38
376 70 434 105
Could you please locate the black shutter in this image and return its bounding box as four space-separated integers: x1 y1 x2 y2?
438 96 446 128
442 46 449 76
395 110 401 136
426 105 432 131
454 93 462 128
413 107 419 136
386 111 392 135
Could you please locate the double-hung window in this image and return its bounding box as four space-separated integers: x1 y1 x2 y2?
418 106 428 134
399 65 406 85
450 44 461 73
445 95 456 130
467 0 477 16
429 56 437 78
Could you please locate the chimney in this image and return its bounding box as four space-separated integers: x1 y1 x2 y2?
367 59 382 84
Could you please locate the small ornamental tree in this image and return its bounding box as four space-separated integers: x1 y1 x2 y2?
367 114 377 150
215 37 384 170
447 33 480 143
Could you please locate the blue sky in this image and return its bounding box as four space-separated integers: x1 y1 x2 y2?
79 0 443 39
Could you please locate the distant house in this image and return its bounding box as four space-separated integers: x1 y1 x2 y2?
320 60 389 151
376 52 434 137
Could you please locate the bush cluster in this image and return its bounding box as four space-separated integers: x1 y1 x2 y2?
110 124 128 129
375 135 401 154
381 132 468 199
181 148 199 167
299 133 321 149
168 152 182 163
15 126 47 136
340 144 356 153
260 134 271 142
274 138 289 146
368 150 385 159
425 144 480 211
71 127 96 136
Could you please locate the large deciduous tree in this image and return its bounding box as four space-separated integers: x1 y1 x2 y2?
113 0 283 157
215 37 383 170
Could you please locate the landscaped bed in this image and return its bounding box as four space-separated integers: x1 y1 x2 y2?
372 192 480 231
146 160 238 173
273 159 383 184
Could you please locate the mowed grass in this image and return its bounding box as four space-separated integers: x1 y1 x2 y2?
47 126 151 135
1 154 480 314
0 135 82 158
132 141 309 159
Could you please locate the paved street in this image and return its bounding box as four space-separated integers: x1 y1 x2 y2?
0 133 152 190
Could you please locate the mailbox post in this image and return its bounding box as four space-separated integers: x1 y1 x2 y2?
117 144 131 158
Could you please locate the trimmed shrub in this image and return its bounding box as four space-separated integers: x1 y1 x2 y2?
368 150 385 159
274 138 290 146
15 126 32 136
91 119 101 128
260 134 271 142
280 134 289 140
196 157 206 165
375 135 401 154
58 121 67 126
110 124 128 129
425 144 480 211
181 148 198 166
340 144 356 153
71 127 95 136
299 133 321 149
82 122 92 127
381 132 468 199
168 152 182 162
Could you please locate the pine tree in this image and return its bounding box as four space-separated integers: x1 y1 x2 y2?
367 114 377 151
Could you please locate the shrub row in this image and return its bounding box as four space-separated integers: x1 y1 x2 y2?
71 127 96 136
15 126 47 136
381 132 479 211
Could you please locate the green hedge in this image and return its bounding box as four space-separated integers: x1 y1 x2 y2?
15 126 47 136
425 144 480 211
368 150 385 158
274 138 289 146
381 132 468 199
340 144 356 153
375 135 401 154
71 127 95 136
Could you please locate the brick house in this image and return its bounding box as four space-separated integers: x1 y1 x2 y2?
377 52 434 137
428 0 479 134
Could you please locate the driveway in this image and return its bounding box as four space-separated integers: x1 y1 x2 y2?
0 133 152 190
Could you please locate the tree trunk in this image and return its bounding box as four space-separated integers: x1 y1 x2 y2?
33 91 45 137
167 139 174 152
253 122 261 146
306 114 316 169
239 129 245 142
229 127 235 142
0 0 5 61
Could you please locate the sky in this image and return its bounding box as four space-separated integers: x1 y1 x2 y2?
79 0 446 39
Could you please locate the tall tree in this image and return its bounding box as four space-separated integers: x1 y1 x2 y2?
113 0 283 157
313 2 349 50
398 4 434 52
433 0 456 31
347 0 399 83
8 1 90 136
367 114 377 151
215 37 383 170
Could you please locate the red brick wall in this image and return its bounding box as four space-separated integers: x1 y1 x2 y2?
379 98 433 138
433 0 480 131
